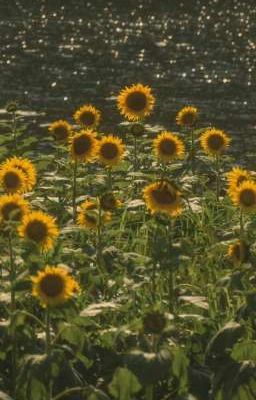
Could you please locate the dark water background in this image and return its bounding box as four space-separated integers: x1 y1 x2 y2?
0 0 255 154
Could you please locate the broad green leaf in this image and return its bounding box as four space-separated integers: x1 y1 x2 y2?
108 367 141 400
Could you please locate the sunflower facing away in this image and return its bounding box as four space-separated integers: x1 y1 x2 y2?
70 130 98 162
228 240 250 266
18 211 59 251
31 265 79 307
232 180 256 213
97 135 125 167
100 192 122 211
153 131 185 163
176 106 198 127
200 128 231 156
0 194 29 224
143 181 182 217
48 120 72 142
0 165 27 193
4 156 37 192
117 83 155 121
77 199 111 229
226 167 251 201
73 104 101 129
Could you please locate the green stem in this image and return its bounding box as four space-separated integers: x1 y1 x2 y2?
168 268 175 313
45 307 52 400
145 385 154 400
96 203 103 269
240 210 244 238
107 167 113 190
190 128 195 173
134 135 138 170
8 232 16 397
12 111 17 153
152 263 156 303
216 155 220 201
72 160 78 222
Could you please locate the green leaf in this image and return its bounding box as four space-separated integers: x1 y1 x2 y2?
108 367 141 400
231 341 256 362
172 347 189 394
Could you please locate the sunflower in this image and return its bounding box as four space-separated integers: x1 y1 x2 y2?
70 130 98 162
4 157 37 192
31 265 79 307
97 135 125 167
73 104 101 129
200 128 231 156
232 181 256 212
226 167 251 201
0 194 29 223
0 165 27 193
48 120 72 142
117 83 155 121
176 106 198 127
228 240 250 266
100 192 122 211
77 199 111 229
18 211 59 251
143 181 182 217
153 131 185 162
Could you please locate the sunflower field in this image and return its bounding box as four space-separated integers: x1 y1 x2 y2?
1 85 256 400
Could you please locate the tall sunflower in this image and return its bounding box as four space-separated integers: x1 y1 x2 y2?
153 131 185 162
31 265 79 307
226 167 251 201
97 135 125 167
232 181 256 213
70 130 98 162
143 181 182 217
48 120 72 142
73 104 101 129
176 106 198 127
228 240 250 266
200 128 231 156
18 211 59 251
0 194 29 224
117 83 155 121
0 165 27 193
77 199 111 229
4 157 37 192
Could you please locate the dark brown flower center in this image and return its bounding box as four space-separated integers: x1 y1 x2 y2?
54 126 69 140
233 243 241 260
26 220 48 242
101 143 118 160
73 135 92 155
182 112 196 126
207 134 224 151
159 139 176 155
126 91 147 112
4 172 21 189
2 203 22 221
79 111 95 126
100 194 116 211
85 204 97 224
152 185 177 205
240 189 256 207
40 274 64 297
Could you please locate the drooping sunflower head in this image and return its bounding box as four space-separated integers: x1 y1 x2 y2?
0 165 27 194
100 192 122 211
73 104 101 129
232 180 256 213
77 199 111 229
0 194 29 224
176 106 198 127
48 120 72 142
31 265 79 307
200 128 231 156
117 83 155 121
4 157 37 192
153 131 185 163
143 181 182 217
18 211 59 251
70 129 98 162
228 240 250 266
97 135 125 167
226 167 251 201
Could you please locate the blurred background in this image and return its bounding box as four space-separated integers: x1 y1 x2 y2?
0 0 255 153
